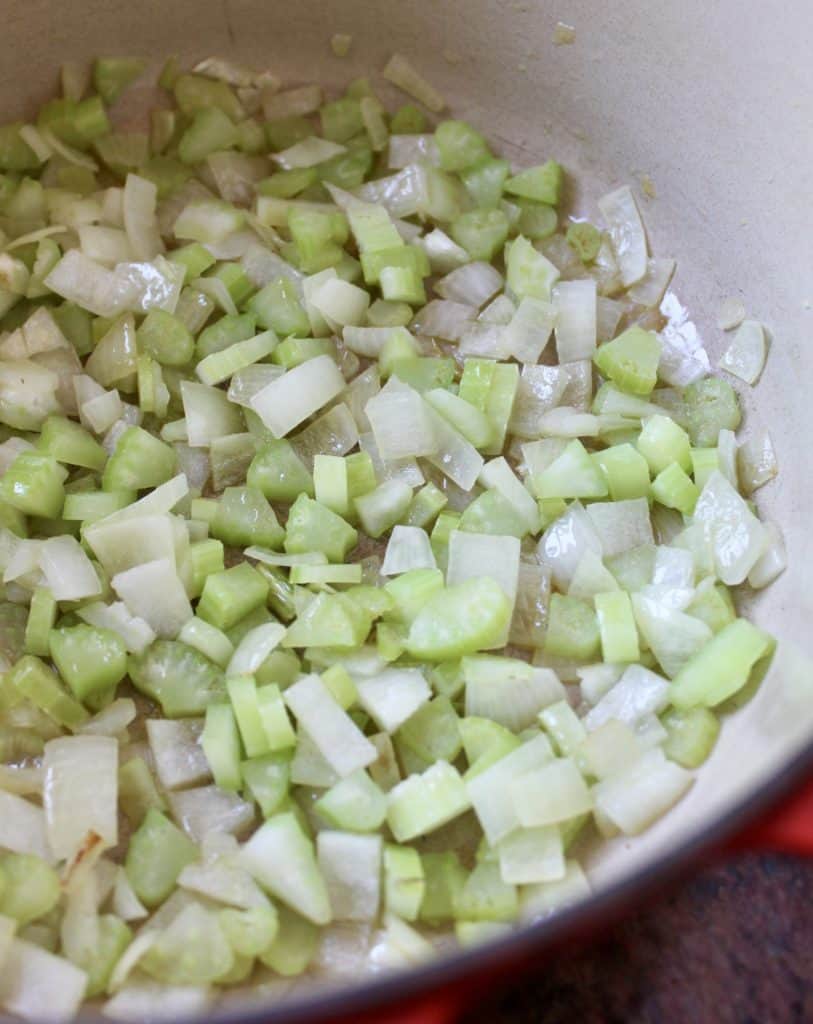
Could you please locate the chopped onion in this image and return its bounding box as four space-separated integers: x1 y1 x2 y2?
318 831 382 921
719 319 767 385
274 136 346 170
355 165 428 219
359 432 425 488
227 622 286 676
285 675 377 778
584 664 671 732
717 296 747 331
435 262 503 308
626 258 676 308
112 558 193 638
419 228 470 274
104 980 212 1022
537 502 604 590
38 535 101 601
510 366 568 438
251 354 345 439
381 525 437 575
411 299 475 341
77 698 137 737
737 428 778 494
168 787 255 843
123 173 163 261
0 940 88 1024
0 790 52 862
355 669 431 733
365 378 437 461
43 735 118 862
597 185 648 286
592 747 692 836
147 719 210 791
692 471 767 585
747 522 786 589
388 135 440 169
45 250 139 317
423 405 484 490
553 280 597 362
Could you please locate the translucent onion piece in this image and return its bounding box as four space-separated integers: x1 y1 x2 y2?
123 173 163 261
0 790 52 862
317 831 382 922
737 428 778 494
0 940 88 1024
45 250 139 317
716 297 747 331
112 558 193 638
251 355 345 439
503 296 556 363
274 136 346 170
597 185 648 287
38 535 101 601
168 787 255 843
285 675 377 778
355 166 427 219
43 735 118 862
592 748 692 836
435 262 503 308
553 279 597 362
747 522 787 589
692 471 767 585
626 258 676 308
411 299 475 342
584 664 671 732
388 135 440 169
586 497 654 558
365 378 437 461
509 366 568 438
719 319 767 385
537 502 603 590
447 531 520 646
381 525 437 575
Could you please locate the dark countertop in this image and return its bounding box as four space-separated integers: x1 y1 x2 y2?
464 855 813 1024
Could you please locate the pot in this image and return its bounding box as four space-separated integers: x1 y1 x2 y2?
2 1 813 1021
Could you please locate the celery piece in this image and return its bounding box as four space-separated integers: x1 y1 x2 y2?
460 156 510 210
544 594 601 661
220 904 279 959
248 440 314 503
256 684 297 750
390 104 427 133
179 618 234 668
636 415 692 475
406 577 511 661
345 585 394 621
179 106 239 163
661 706 720 768
210 486 285 550
259 905 320 976
137 309 195 366
288 207 346 273
516 199 558 240
259 167 319 198
504 160 563 205
239 813 331 925
669 618 774 709
82 915 133 997
202 703 243 791
396 695 461 764
690 447 719 490
651 462 699 515
533 439 608 500
198 563 270 632
167 242 217 282
174 73 244 121
539 700 587 757
282 593 373 649
128 640 226 717
594 591 640 664
360 248 425 291
23 587 56 657
226 675 269 758
566 221 602 262
594 326 661 396
505 236 560 302
320 97 364 143
273 336 334 370
687 583 735 634
237 118 266 154
380 265 425 305
321 664 358 709
141 902 235 985
315 770 387 832
419 851 468 924
388 761 470 843
8 654 89 728
93 57 145 104
405 482 448 530
284 494 358 562
454 860 518 923
119 756 166 826
49 624 126 703
52 301 93 355
0 452 65 518
367 299 413 328
459 490 527 539
383 845 424 921
125 808 198 909
208 261 257 306
249 278 309 337
355 480 413 539
451 209 510 262
196 311 257 359
101 427 176 492
485 363 520 455
391 357 456 394
0 852 60 925
683 377 742 447
265 116 313 151
187 539 226 600
384 568 445 625
0 124 40 171
38 416 106 471
435 120 490 172
242 752 291 818
592 444 651 500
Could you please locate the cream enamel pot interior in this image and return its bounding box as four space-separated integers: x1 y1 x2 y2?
2 1 813 1022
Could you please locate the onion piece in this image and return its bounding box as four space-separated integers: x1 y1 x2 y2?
38 535 101 601
388 135 440 169
0 790 52 863
747 522 786 589
43 735 118 862
0 940 88 1024
692 471 767 585
737 428 778 494
381 526 437 575
123 173 163 261
626 258 676 308
719 319 768 385
251 354 345 439
435 262 503 308
447 531 520 647
112 558 193 639
274 136 346 170
411 299 475 342
365 378 437 461
168 787 255 843
553 280 596 362
584 664 671 732
597 185 648 287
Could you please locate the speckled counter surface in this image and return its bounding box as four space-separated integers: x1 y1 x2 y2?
463 856 813 1024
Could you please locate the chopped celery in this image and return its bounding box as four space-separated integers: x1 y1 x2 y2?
0 852 60 925
202 703 243 790
651 462 699 515
0 452 65 518
49 624 127 703
683 377 742 447
669 618 774 709
128 640 226 717
504 160 563 205
248 440 314 502
242 752 291 818
125 808 197 908
93 56 145 104
259 905 320 976
198 563 270 632
544 595 600 661
594 327 661 396
102 427 176 491
7 654 89 728
285 494 357 562
661 706 720 768
637 414 692 475
594 591 640 664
